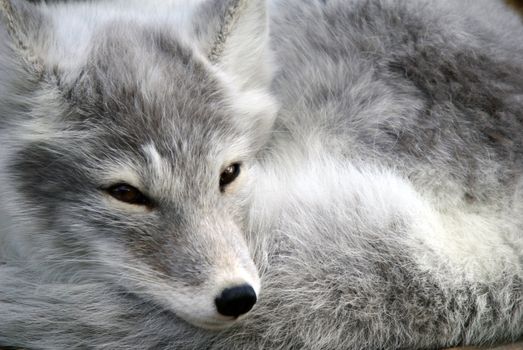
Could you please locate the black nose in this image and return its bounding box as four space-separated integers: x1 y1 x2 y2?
215 284 257 317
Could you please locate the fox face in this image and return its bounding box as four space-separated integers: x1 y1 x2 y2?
0 0 275 329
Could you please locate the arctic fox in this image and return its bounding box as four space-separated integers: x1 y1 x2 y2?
0 0 522 349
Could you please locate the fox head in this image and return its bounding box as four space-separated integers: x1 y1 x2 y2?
0 0 275 329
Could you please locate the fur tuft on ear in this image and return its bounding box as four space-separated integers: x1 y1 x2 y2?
194 0 272 91
0 0 45 75
191 0 277 151
0 0 51 130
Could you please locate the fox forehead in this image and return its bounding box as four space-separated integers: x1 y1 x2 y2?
53 25 249 161
66 24 228 124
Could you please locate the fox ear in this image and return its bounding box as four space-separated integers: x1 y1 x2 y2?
194 0 271 91
1 0 50 128
0 0 45 74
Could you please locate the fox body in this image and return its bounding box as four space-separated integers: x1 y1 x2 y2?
0 0 522 349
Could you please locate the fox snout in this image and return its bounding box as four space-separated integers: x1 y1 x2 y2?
176 265 260 330
145 213 262 330
215 284 257 318
205 253 260 327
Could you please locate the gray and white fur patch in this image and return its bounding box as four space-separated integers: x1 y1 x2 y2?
0 0 522 349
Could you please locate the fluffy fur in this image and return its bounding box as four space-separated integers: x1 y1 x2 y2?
0 0 522 349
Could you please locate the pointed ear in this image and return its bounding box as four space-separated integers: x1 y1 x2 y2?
0 0 45 74
194 0 271 91
1 0 49 128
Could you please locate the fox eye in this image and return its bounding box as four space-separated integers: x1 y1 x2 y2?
106 183 150 206
219 163 241 191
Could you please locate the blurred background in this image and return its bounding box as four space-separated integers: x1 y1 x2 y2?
507 0 523 12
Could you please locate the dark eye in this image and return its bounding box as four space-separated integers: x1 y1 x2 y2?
219 163 241 191
105 183 151 206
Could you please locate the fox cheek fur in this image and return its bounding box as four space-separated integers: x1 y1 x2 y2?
0 0 275 330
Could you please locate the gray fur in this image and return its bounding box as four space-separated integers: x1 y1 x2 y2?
0 0 522 349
